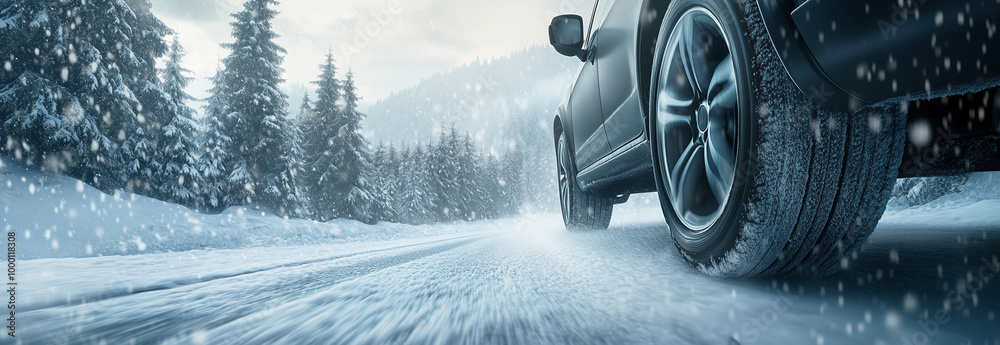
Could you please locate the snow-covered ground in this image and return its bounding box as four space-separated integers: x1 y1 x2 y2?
5 158 1000 344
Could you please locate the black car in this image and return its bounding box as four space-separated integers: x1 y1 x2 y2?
548 0 1000 277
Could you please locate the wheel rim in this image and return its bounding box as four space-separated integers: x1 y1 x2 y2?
655 8 739 232
558 137 572 222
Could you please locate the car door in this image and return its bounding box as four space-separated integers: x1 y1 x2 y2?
594 0 645 150
569 1 612 169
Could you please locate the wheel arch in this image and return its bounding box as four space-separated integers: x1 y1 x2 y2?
552 114 565 151
637 0 673 132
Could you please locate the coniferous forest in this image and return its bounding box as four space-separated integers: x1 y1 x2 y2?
0 0 527 224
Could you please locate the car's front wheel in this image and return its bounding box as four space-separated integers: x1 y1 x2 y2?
649 0 908 277
557 132 613 231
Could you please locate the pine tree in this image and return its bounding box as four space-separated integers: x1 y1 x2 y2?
219 0 301 216
498 150 525 215
298 93 313 119
385 144 401 221
301 52 342 221
289 94 313 217
311 52 341 121
456 133 487 220
335 71 377 224
427 132 445 221
273 113 307 218
123 0 171 84
123 0 173 195
427 126 463 221
479 154 504 219
0 0 169 191
370 143 398 223
397 144 433 224
198 67 235 211
296 92 314 155
161 37 196 118
153 37 200 208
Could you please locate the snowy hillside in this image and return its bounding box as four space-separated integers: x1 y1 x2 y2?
363 45 577 151
0 156 507 260
362 45 578 211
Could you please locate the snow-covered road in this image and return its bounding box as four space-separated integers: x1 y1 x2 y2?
17 202 1000 345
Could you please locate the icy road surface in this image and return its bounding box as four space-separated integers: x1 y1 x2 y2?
18 203 1000 345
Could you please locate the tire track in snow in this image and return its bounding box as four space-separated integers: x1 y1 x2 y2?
21 232 497 312
22 232 501 345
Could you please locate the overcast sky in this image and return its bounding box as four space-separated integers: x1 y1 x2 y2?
148 0 595 111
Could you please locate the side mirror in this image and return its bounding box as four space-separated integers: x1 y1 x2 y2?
549 14 585 61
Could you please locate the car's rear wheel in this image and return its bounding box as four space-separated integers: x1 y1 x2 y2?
649 0 908 277
557 132 613 231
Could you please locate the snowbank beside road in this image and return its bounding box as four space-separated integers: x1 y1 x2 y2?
0 157 507 260
888 172 1000 209
5 150 998 261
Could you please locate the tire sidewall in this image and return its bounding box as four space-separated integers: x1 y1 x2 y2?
649 0 757 264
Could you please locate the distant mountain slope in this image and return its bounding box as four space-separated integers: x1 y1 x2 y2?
362 45 579 211
362 45 578 152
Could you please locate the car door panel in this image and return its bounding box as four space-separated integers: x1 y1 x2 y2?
602 88 643 146
595 0 645 150
568 2 612 169
568 44 610 168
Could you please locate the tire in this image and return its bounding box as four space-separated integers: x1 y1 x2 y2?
648 0 907 277
557 132 613 231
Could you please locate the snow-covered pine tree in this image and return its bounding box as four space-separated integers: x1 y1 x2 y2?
0 0 81 169
397 144 433 224
295 92 314 159
428 126 463 221
123 0 171 84
198 67 235 211
219 0 301 217
0 0 167 191
385 143 401 221
161 37 195 123
478 153 504 219
392 145 410 221
287 93 314 217
310 52 340 118
456 133 487 220
369 143 398 223
298 93 313 120
153 37 201 208
427 132 443 221
273 113 307 218
498 150 525 215
335 71 377 224
450 131 472 220
301 51 341 221
122 0 173 195
424 138 442 222
387 144 400 178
